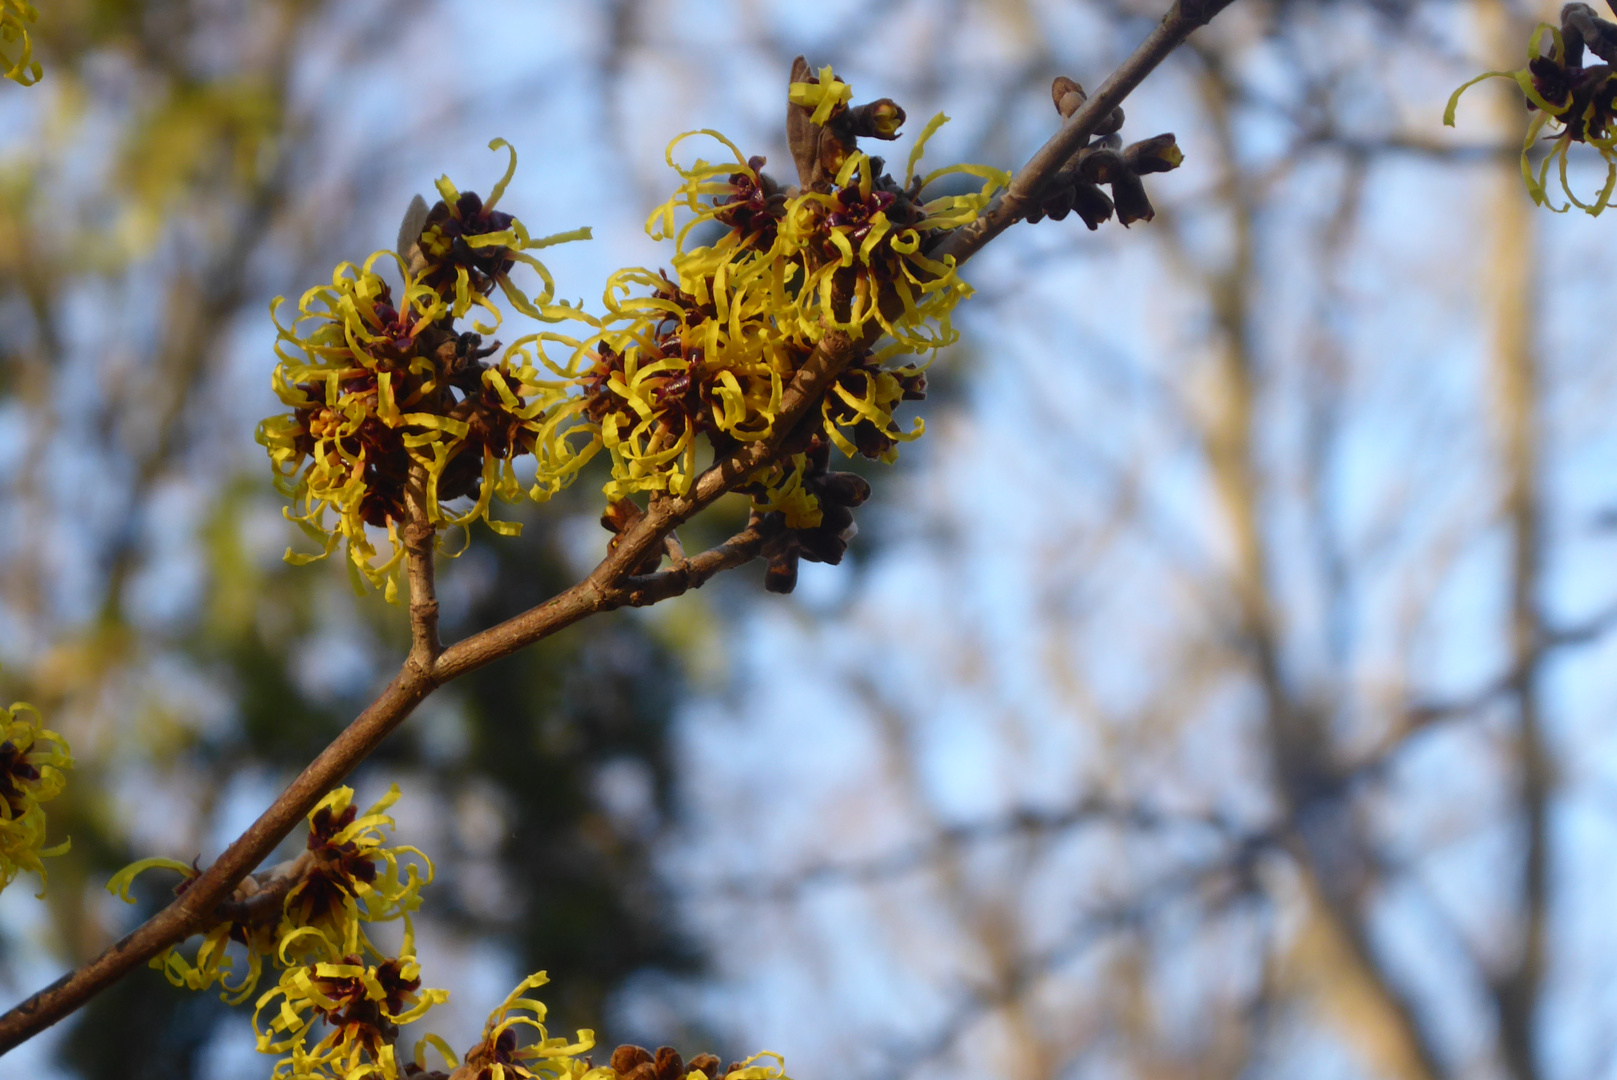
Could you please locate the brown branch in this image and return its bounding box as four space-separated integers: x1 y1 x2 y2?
874 834 1273 1080
1180 39 1448 1080
0 2 1239 1043
0 331 858 1053
1345 600 1617 783
1483 97 1547 1080
930 0 1238 269
663 530 687 567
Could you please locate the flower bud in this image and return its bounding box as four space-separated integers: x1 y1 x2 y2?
1110 171 1156 226
850 98 907 139
601 498 644 535
818 472 872 507
601 499 662 575
1052 76 1086 119
1078 147 1127 185
655 1047 686 1080
765 553 799 594
613 1046 655 1075
687 1055 724 1079
1125 133 1184 175
1072 183 1116 230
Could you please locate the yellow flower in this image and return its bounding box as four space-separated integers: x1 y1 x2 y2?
413 139 591 328
260 141 589 598
0 694 71 896
108 783 431 1006
787 64 853 126
281 784 433 958
1 0 41 87
1447 20 1617 214
530 73 1001 514
451 972 605 1080
253 932 446 1080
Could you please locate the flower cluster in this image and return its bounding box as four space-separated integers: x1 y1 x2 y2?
506 64 1004 551
1023 76 1184 229
257 140 589 598
115 781 800 1080
1447 4 1617 214
0 691 71 896
1 0 40 87
110 785 432 1011
404 970 793 1080
255 942 445 1080
256 67 1012 597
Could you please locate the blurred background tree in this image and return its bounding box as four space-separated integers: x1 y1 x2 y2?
5 2 1617 1080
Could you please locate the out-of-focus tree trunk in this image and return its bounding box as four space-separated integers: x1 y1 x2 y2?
1475 3 1547 1078
1187 45 1449 1080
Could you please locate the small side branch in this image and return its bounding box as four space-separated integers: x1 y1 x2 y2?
606 525 765 609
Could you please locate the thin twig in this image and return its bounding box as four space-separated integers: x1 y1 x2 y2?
1346 599 1617 777
606 526 765 610
663 530 687 567
0 0 1241 1045
872 832 1273 1080
716 796 1235 902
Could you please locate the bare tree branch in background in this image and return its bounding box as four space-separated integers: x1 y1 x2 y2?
654 4 1617 1080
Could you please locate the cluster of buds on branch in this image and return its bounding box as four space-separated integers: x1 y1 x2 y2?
404 979 790 1080
0 0 38 86
0 685 71 896
1024 76 1183 228
1448 1 1617 213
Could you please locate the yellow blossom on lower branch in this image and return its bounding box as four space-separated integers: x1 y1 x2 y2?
109 780 800 1080
255 941 446 1080
407 971 794 1080
435 971 602 1080
0 693 71 897
107 783 430 1006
